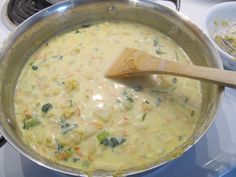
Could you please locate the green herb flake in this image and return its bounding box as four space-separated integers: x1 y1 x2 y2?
109 137 120 148
55 141 64 153
23 117 41 129
155 48 165 54
153 37 159 47
126 97 134 102
142 113 147 121
75 30 80 34
31 65 38 70
178 135 185 142
100 138 110 146
100 137 126 148
64 148 74 155
122 90 134 102
184 97 189 103
60 118 78 134
81 24 91 28
72 157 80 163
191 110 195 117
69 99 73 108
97 130 110 142
41 103 53 113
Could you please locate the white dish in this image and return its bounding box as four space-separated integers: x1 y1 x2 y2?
204 2 236 70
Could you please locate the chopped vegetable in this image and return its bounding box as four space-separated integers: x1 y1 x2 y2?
41 103 53 113
65 80 79 91
126 97 134 103
31 65 38 70
141 113 147 121
155 48 165 54
100 138 110 146
55 141 64 153
81 24 91 28
97 131 126 148
97 130 110 142
63 107 76 119
75 30 80 34
69 99 73 108
120 90 134 111
55 140 75 161
56 149 74 161
178 135 186 142
122 90 134 102
191 110 195 117
184 97 189 103
60 118 78 134
100 137 126 148
72 157 80 163
153 37 159 47
23 117 41 129
153 37 165 54
64 148 74 155
109 137 120 148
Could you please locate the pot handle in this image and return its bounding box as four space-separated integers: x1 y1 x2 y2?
0 135 6 148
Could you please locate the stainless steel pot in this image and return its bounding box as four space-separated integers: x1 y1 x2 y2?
0 0 224 176
46 0 181 10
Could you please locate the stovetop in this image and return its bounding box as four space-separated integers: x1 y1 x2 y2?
7 0 51 25
0 0 236 177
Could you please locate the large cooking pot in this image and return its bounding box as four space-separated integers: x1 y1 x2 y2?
0 0 224 176
45 0 181 10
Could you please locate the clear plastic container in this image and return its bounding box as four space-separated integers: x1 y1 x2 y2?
204 2 236 70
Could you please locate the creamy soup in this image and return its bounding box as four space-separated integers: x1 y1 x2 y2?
14 21 202 173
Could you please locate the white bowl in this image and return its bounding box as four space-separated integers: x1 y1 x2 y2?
204 2 236 70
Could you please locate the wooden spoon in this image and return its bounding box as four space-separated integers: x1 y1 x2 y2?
106 47 236 88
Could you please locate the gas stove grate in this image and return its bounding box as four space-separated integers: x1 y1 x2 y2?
7 0 52 25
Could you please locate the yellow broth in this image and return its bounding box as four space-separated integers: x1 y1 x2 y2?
14 21 202 172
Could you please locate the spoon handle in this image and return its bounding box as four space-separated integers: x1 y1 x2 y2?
106 48 236 88
153 59 236 88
